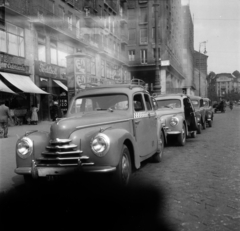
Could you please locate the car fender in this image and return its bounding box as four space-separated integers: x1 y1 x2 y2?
101 128 140 169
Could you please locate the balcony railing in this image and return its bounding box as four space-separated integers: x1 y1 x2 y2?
1 0 29 15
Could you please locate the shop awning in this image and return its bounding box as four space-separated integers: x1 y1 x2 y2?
0 72 48 94
53 80 68 91
0 79 16 94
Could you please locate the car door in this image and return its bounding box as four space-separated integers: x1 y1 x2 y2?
144 93 158 153
133 93 154 157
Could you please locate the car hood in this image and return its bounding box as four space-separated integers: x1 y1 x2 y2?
50 111 130 139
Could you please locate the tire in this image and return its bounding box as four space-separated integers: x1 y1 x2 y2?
202 120 206 130
177 124 186 146
113 145 131 187
152 131 164 163
208 120 212 127
191 131 197 138
197 124 202 134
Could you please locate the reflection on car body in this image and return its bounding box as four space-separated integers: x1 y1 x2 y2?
154 94 198 146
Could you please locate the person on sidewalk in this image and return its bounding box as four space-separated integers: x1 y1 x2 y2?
50 101 62 121
31 104 39 125
0 98 13 138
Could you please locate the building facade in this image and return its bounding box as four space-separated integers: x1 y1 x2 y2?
193 50 208 97
0 0 130 121
126 0 194 95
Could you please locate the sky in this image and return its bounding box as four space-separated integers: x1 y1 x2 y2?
187 0 240 74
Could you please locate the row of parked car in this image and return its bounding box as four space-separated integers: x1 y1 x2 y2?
14 80 214 186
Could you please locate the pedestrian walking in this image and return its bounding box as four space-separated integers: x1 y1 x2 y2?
31 104 39 125
0 98 13 138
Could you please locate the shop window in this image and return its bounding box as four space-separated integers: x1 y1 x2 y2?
38 35 46 62
1 23 25 57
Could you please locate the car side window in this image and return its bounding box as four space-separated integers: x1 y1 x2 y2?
144 94 153 111
133 94 145 112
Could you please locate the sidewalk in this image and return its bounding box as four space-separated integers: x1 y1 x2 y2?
6 121 53 139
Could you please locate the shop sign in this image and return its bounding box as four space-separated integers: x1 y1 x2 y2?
0 53 29 73
35 61 59 78
59 91 68 113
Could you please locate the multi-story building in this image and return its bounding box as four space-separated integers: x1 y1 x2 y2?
207 72 240 99
0 0 130 121
126 0 194 95
193 50 208 97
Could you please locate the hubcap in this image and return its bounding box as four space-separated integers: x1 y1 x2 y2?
121 154 130 183
182 127 186 142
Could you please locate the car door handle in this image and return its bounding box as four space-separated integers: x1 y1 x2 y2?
135 120 141 124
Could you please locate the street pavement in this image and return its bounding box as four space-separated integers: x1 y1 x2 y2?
0 107 240 230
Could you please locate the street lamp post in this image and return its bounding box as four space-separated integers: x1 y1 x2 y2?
198 41 207 96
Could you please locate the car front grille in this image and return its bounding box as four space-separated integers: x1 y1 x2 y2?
36 138 93 167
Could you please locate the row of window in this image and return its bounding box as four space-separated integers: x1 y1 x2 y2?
129 27 160 45
128 48 160 64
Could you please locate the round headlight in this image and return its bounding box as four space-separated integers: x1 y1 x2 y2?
17 137 33 159
170 117 179 126
197 116 201 121
91 134 110 157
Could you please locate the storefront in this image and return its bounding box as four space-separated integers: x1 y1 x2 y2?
0 53 48 123
34 61 68 121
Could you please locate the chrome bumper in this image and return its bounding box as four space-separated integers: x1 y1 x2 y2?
15 161 116 178
167 131 181 135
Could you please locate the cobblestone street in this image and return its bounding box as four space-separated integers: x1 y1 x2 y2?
0 108 240 231
132 106 240 230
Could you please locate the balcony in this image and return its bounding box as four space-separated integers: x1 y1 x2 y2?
0 0 29 16
104 0 118 13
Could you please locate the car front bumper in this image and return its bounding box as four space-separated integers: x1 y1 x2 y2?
15 162 117 178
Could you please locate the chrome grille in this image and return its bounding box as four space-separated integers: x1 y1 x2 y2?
37 138 93 167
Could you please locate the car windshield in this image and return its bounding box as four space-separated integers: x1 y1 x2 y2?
70 94 129 114
191 100 199 108
156 99 181 109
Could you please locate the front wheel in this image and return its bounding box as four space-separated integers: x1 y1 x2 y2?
113 145 132 187
208 120 212 127
152 131 164 163
191 131 197 138
202 120 206 130
197 124 202 134
177 124 186 146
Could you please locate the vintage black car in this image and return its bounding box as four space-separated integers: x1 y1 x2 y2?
214 101 226 113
